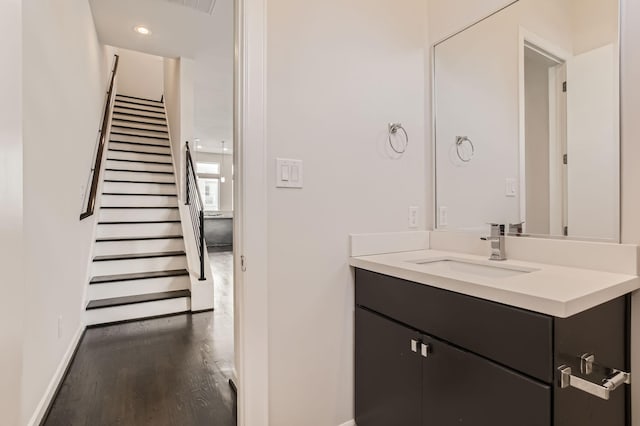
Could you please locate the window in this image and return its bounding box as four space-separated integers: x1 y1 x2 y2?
196 161 221 211
197 162 220 175
198 178 220 211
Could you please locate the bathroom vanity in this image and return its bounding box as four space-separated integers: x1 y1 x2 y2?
350 237 639 426
351 0 635 423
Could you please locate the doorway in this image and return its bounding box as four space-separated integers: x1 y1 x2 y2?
523 42 567 236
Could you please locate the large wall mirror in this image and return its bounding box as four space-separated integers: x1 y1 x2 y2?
434 0 620 241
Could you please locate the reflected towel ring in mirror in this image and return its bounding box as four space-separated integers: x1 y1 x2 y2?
455 136 475 162
388 123 409 154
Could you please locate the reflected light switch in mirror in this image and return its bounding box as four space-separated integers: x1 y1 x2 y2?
505 178 517 197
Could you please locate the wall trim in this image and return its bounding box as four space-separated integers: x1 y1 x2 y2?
28 324 85 426
235 0 270 423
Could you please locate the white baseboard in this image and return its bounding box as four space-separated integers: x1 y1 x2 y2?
27 324 85 426
338 420 356 426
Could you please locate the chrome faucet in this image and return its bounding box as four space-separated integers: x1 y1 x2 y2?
508 221 525 235
481 223 506 261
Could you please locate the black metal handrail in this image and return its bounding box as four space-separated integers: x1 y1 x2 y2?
80 54 120 220
185 141 206 281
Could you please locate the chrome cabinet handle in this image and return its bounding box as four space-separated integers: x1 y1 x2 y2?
410 339 418 353
421 343 431 358
558 365 630 400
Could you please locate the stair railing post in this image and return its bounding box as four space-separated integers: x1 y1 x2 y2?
185 141 190 206
199 209 206 281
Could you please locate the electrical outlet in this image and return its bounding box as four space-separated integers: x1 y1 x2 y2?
505 178 517 197
439 206 448 227
408 206 419 228
57 316 63 339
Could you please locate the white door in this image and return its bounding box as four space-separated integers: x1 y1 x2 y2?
566 43 619 240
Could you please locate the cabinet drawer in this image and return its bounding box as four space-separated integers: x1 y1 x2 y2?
355 268 553 382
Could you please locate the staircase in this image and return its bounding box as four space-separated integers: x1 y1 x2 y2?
85 94 191 326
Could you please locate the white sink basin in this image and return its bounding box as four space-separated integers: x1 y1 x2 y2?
408 258 538 279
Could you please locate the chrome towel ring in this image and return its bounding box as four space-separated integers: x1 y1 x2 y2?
455 136 475 162
388 123 409 154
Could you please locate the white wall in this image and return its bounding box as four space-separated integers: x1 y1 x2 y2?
114 48 164 101
195 151 233 212
164 57 196 202
433 5 524 230
571 0 619 55
163 57 182 193
428 0 515 43
0 1 24 425
21 0 110 422
180 58 195 167
266 0 427 424
193 0 234 152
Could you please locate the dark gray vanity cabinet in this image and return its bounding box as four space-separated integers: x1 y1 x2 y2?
355 308 422 426
354 268 630 426
420 333 551 426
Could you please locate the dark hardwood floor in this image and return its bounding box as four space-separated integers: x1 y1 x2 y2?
44 250 235 426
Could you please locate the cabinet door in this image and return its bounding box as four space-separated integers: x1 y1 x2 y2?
356 307 422 426
422 335 551 426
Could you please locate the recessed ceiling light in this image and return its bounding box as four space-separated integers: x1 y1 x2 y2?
134 26 151 35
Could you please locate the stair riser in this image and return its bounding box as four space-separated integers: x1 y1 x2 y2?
110 126 168 139
94 238 185 256
87 275 190 301
103 181 177 195
85 297 191 326
112 113 166 126
92 256 187 276
114 102 165 114
115 96 164 107
101 194 178 208
104 170 175 183
111 120 167 132
108 150 172 164
96 222 183 238
110 133 170 146
113 107 165 119
99 208 180 222
105 160 174 173
109 141 171 155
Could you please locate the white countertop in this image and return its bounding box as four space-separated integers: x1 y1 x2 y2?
350 249 640 318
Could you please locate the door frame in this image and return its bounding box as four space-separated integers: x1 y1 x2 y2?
518 27 570 233
234 0 270 424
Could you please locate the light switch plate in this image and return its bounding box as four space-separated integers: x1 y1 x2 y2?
276 158 303 188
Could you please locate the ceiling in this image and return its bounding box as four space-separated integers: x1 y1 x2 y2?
89 0 234 154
